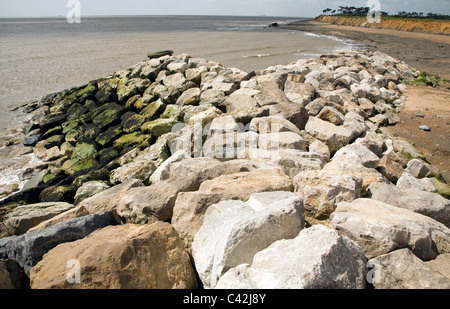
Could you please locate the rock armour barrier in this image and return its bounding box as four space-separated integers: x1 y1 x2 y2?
0 49 449 289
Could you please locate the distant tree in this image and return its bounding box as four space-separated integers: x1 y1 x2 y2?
322 8 332 15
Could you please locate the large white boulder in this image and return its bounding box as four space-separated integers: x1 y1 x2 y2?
192 191 304 289
215 225 368 289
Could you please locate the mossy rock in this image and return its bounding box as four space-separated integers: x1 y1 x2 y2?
96 147 120 165
142 118 178 137
92 102 124 130
140 99 166 119
96 125 123 147
117 79 142 103
40 114 67 132
84 99 98 112
113 132 152 153
161 105 185 121
42 169 66 185
39 185 77 203
123 114 147 133
98 77 120 90
125 95 142 110
95 86 118 104
41 126 63 140
76 82 97 103
158 87 181 105
0 201 27 223
44 135 65 149
62 120 81 135
61 157 99 177
65 126 84 143
72 168 110 188
71 142 97 160
121 111 137 123
135 94 158 112
79 124 102 142
431 178 450 199
67 103 87 121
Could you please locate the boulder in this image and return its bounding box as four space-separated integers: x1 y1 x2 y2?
354 131 385 157
368 249 450 289
172 166 293 248
258 131 306 151
215 225 367 289
163 72 195 92
0 259 29 289
192 191 305 288
0 211 119 276
294 170 362 223
333 143 380 169
425 253 450 279
109 136 170 185
367 182 450 227
267 101 309 131
196 167 293 200
405 159 430 179
305 116 352 154
329 198 450 260
221 94 268 124
391 137 424 160
239 148 326 179
317 106 345 125
149 150 191 184
377 148 408 183
73 181 111 205
176 87 201 106
186 67 208 85
3 202 74 236
308 140 330 161
249 115 301 135
77 179 143 215
396 172 437 193
116 175 201 224
28 206 90 232
342 112 368 141
30 222 197 289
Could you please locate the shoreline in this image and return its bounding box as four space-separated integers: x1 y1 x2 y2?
281 19 450 79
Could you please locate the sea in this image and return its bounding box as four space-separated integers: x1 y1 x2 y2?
0 15 353 194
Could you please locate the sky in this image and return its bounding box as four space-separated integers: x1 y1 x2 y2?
0 0 449 18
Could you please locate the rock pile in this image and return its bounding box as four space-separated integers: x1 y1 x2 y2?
0 49 449 289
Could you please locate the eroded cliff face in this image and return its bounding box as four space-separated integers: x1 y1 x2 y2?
316 15 450 35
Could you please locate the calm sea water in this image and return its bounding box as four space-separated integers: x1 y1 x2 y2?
0 15 302 36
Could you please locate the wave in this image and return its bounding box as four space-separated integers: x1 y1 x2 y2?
245 53 272 58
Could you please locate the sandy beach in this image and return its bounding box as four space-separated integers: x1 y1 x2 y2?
283 19 450 182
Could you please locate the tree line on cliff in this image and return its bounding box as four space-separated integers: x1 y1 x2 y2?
322 6 450 20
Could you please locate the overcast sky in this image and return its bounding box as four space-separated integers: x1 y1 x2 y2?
0 0 449 18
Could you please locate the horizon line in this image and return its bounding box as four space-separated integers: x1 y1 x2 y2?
0 14 315 19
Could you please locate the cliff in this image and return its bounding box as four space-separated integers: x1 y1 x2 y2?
316 15 450 35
